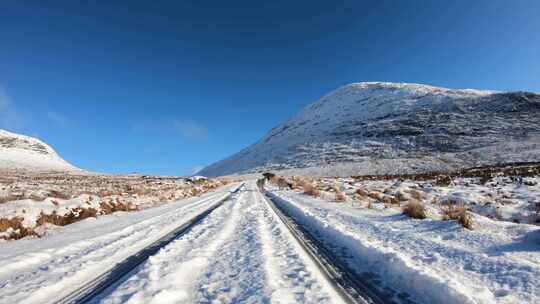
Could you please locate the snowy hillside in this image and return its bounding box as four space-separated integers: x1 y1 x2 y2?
0 129 78 171
199 82 540 177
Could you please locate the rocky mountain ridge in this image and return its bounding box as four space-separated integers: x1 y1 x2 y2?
199 82 540 177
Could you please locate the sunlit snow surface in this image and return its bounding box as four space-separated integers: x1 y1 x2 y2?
0 129 78 171
199 82 540 177
269 185 540 304
0 183 342 304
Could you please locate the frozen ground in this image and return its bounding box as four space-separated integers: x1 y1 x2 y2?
0 171 228 240
267 176 540 304
312 174 540 226
1 177 539 303
0 184 238 304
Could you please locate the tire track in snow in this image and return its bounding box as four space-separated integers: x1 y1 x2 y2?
0 188 233 304
94 189 245 303
254 184 344 304
90 183 347 304
190 188 269 303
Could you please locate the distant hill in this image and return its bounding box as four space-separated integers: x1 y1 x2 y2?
199 82 540 177
0 129 78 171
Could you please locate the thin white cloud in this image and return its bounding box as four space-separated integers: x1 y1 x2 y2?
172 120 208 140
0 87 24 131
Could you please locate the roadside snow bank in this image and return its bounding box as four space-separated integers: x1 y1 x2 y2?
0 184 240 304
268 190 540 304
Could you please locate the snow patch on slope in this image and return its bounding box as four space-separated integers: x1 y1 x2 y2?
0 129 78 171
200 82 540 177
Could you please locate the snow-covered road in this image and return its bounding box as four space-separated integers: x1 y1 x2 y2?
93 183 342 303
3 180 537 304
0 182 345 304
0 184 237 304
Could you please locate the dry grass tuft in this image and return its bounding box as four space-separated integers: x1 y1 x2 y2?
382 195 399 205
442 204 474 229
367 191 383 201
458 212 474 229
36 208 98 227
0 217 37 240
333 186 346 202
403 200 427 219
0 194 22 204
48 189 71 200
301 180 320 197
355 188 368 199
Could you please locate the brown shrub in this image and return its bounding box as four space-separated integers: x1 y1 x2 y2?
302 182 320 197
0 217 23 232
403 200 427 219
382 195 399 205
366 191 381 201
442 205 466 220
442 205 474 229
36 207 98 227
0 194 22 204
435 175 452 186
48 189 71 200
0 217 36 240
459 212 474 229
355 188 367 198
99 200 137 214
334 186 346 202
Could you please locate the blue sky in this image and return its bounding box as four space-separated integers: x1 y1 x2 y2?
1 0 539 175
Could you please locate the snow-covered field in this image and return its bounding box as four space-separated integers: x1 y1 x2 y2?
265 173 540 304
1 176 538 303
0 171 228 240
306 174 540 226
0 184 238 303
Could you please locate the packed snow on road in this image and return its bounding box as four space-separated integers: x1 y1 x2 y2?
0 177 539 304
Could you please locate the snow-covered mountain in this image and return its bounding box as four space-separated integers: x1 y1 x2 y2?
200 82 540 177
0 129 78 171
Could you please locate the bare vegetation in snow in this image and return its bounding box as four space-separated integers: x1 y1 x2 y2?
0 170 227 240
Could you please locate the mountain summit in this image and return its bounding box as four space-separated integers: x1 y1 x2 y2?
0 129 78 171
199 82 540 177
